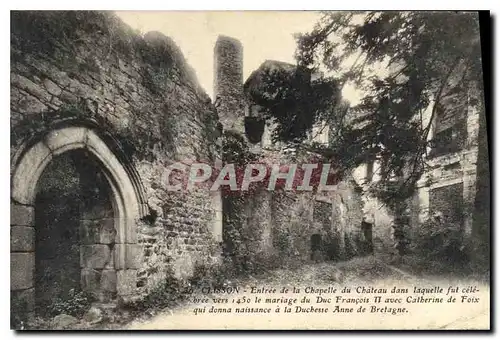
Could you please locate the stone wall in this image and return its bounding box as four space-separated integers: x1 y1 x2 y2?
412 92 482 250
214 34 370 267
227 175 366 269
10 11 222 308
351 87 484 258
351 164 395 255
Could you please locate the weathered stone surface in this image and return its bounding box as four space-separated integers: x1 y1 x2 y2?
11 141 52 205
15 93 48 115
213 36 245 132
10 204 34 226
113 244 142 269
100 269 117 292
117 270 136 296
83 306 103 325
108 220 139 246
113 244 126 270
104 247 116 270
99 218 117 244
11 287 35 312
11 252 34 290
80 219 117 245
125 220 139 244
43 78 62 96
80 245 111 269
81 268 101 293
125 244 143 269
11 226 35 252
11 12 222 297
44 126 87 153
11 73 52 103
80 220 98 245
52 314 78 329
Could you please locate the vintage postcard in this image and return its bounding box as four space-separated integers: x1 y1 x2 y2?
10 10 490 330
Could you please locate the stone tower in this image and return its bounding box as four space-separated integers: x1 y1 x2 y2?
213 35 245 132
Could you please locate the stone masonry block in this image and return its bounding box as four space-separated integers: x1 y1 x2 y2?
105 247 116 270
117 270 137 296
43 78 62 96
81 268 101 295
100 269 117 293
11 287 35 313
11 141 52 205
99 218 117 244
125 244 143 269
114 218 138 244
80 245 111 269
11 252 34 290
11 226 35 252
80 220 99 245
126 225 138 244
44 126 86 153
80 219 117 245
11 73 52 102
114 244 143 270
113 244 125 270
10 204 34 226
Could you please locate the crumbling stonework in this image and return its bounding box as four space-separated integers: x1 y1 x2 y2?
213 36 245 133
221 40 484 263
11 11 221 316
224 173 367 269
11 12 487 328
213 44 370 268
350 82 484 257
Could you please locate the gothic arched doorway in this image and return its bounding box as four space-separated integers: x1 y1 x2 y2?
11 126 146 323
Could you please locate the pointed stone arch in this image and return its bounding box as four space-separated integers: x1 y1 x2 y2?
11 125 147 316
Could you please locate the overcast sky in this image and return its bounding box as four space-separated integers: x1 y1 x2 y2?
116 11 321 99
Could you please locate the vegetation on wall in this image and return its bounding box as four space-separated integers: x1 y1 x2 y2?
249 11 486 269
220 130 346 272
411 215 469 273
248 66 341 144
11 11 216 164
256 12 482 202
11 100 141 162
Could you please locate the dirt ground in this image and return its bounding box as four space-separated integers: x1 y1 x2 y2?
122 256 490 330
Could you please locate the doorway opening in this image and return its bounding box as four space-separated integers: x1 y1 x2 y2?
34 149 116 317
310 233 322 262
361 220 374 255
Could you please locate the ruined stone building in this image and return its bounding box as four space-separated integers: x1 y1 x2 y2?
10 11 372 317
215 34 488 265
10 11 488 321
351 61 488 260
10 12 353 319
215 37 368 267
11 11 223 316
